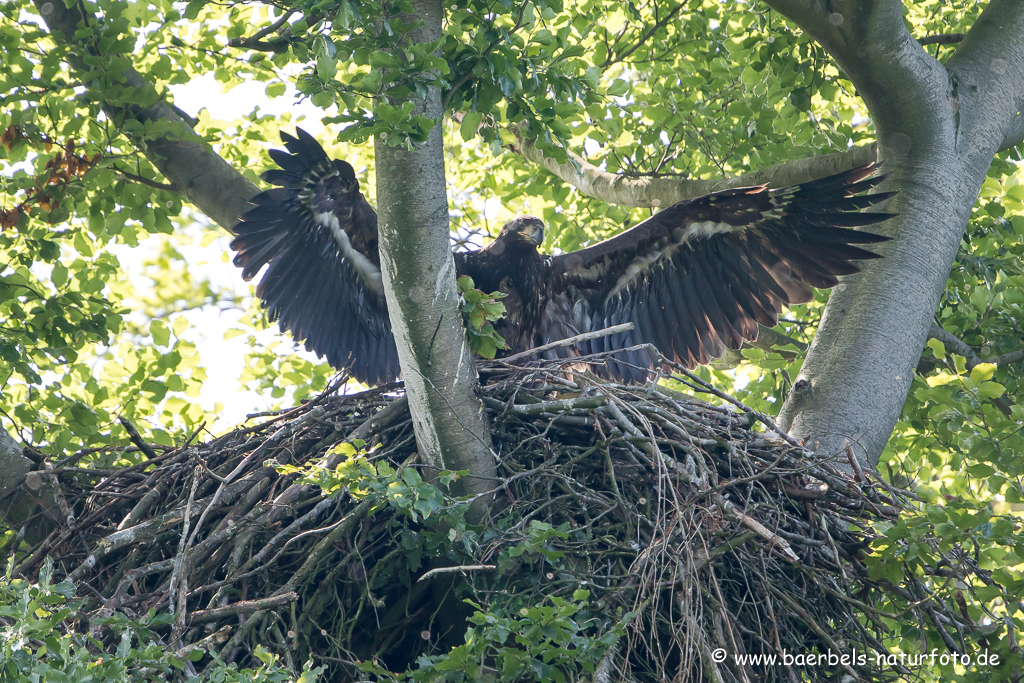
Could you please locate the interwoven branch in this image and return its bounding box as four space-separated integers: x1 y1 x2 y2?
3 356 979 681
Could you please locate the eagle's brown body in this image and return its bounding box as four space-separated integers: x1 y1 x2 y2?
231 130 894 384
455 217 549 356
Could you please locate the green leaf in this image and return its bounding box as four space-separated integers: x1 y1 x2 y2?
316 54 337 81
475 336 497 359
360 71 381 93
606 79 628 97
1006 184 1024 202
368 51 397 68
312 91 334 108
51 263 68 288
460 111 482 141
953 354 967 374
172 316 189 336
150 320 170 347
978 381 1005 399
969 362 996 385
183 0 205 19
966 463 996 477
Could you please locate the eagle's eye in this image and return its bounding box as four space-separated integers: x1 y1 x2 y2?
509 215 544 246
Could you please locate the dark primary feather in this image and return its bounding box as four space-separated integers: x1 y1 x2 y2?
230 129 400 385
544 165 894 380
230 130 894 385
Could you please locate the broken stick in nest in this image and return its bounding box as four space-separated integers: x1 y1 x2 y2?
1 341 978 682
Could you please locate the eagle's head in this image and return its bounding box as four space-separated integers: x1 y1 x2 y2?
500 215 545 248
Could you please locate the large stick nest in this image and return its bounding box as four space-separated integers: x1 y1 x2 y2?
5 358 972 681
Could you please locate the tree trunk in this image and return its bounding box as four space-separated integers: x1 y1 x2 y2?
35 0 497 506
0 429 29 500
514 134 877 207
373 0 497 505
769 0 1024 467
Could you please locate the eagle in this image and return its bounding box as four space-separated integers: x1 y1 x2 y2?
230 129 893 385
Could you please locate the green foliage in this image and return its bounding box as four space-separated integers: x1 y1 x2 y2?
278 451 624 682
457 275 508 359
273 440 454 521
1 0 1023 679
361 590 622 683
0 558 324 682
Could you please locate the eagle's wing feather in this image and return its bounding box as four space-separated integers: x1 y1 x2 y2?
230 130 400 385
546 163 893 380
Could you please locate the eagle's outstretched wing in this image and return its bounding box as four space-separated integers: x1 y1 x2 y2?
230 129 400 384
544 164 894 380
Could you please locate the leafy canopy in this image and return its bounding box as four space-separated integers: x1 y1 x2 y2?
3 0 1024 678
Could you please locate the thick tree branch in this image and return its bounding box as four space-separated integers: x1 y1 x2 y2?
990 349 1024 367
227 9 296 49
918 33 964 47
188 592 298 625
34 0 258 230
753 325 808 353
927 324 982 367
0 427 60 545
514 131 876 207
756 0 835 38
1002 107 1024 153
945 0 1024 153
763 0 1024 468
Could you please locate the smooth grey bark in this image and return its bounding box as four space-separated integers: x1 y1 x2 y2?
765 0 1024 467
515 133 877 206
373 0 496 503
0 431 58 545
0 429 29 500
35 0 496 502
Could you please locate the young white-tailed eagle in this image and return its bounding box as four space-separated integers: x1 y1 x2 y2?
230 130 893 384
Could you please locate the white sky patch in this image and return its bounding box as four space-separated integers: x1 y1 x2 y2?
732 373 751 391
108 230 299 430
168 74 325 126
482 196 503 220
